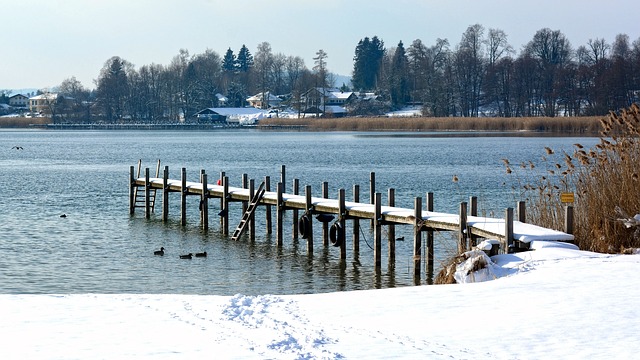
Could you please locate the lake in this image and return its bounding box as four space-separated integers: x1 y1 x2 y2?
0 129 598 295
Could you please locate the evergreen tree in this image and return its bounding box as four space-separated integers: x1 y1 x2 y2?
222 48 236 73
236 45 254 72
352 36 385 90
389 41 410 106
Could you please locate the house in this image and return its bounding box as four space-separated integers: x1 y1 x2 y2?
194 107 271 125
246 92 282 109
300 88 356 117
29 93 59 113
9 94 29 108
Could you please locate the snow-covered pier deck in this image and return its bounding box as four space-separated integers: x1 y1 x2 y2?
130 162 574 279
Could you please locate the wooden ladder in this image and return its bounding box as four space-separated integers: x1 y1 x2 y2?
231 181 266 241
133 159 161 212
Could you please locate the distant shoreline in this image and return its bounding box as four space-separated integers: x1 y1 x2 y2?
0 116 602 136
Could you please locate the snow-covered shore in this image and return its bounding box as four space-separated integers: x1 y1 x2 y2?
1 245 639 359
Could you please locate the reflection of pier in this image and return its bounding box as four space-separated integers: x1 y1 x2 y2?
129 161 574 282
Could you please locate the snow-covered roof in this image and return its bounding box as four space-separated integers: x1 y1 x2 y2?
29 93 58 100
246 92 281 102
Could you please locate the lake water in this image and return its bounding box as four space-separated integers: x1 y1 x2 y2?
0 130 597 295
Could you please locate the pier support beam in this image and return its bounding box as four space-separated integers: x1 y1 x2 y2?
370 172 376 227
458 202 468 253
144 168 150 219
374 192 382 269
292 179 299 240
352 184 360 253
426 192 434 282
413 196 422 282
129 166 135 214
322 181 329 246
565 205 574 235
388 188 396 262
219 171 225 227
277 182 284 247
162 166 169 222
249 179 256 241
505 207 514 253
338 188 346 260
265 176 272 234
469 196 478 248
181 168 187 226
305 185 313 255
222 176 229 235
201 171 208 230
517 201 526 223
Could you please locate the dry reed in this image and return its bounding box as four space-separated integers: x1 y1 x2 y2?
0 117 50 128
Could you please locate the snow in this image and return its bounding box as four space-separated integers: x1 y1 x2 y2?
2 246 639 359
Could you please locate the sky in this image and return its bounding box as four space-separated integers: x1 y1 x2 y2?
3 0 640 91
1 243 639 359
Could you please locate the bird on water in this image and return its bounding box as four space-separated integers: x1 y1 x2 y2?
154 247 165 256
195 251 207 257
60 214 67 218
11 146 24 150
179 253 193 259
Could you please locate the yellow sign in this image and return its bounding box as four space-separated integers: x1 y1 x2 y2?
560 192 575 203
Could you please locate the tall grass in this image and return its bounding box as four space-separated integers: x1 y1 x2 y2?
259 116 601 133
504 104 640 253
0 117 50 128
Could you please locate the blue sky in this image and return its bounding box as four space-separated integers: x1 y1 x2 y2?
3 0 639 90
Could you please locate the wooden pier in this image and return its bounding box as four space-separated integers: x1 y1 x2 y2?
129 161 575 281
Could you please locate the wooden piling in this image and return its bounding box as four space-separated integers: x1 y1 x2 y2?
517 201 526 223
370 172 376 227
353 184 360 253
458 202 467 253
129 166 135 214
565 205 574 235
265 176 272 234
241 173 248 215
292 178 299 240
426 192 434 281
201 171 208 230
144 168 150 219
469 196 478 247
322 181 329 246
388 188 396 261
338 188 346 260
305 185 313 255
374 192 382 268
280 165 286 193
222 176 229 235
162 166 169 222
277 182 284 246
181 168 187 226
247 179 254 241
219 171 225 227
413 196 422 280
505 207 514 253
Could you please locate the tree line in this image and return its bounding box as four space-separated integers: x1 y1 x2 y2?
27 25 640 122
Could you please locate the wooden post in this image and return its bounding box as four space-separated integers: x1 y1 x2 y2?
280 165 286 194
338 188 346 260
241 173 248 215
374 192 382 269
322 181 329 246
144 168 150 219
201 171 208 230
249 179 255 241
370 172 376 227
426 192 434 281
219 171 225 227
162 166 169 222
276 182 284 246
222 176 229 236
352 184 360 253
518 201 526 223
181 167 187 226
388 188 396 261
458 202 468 253
305 185 313 255
292 178 299 240
565 205 574 235
413 196 422 281
469 196 478 247
129 166 135 214
505 207 514 253
265 176 272 234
